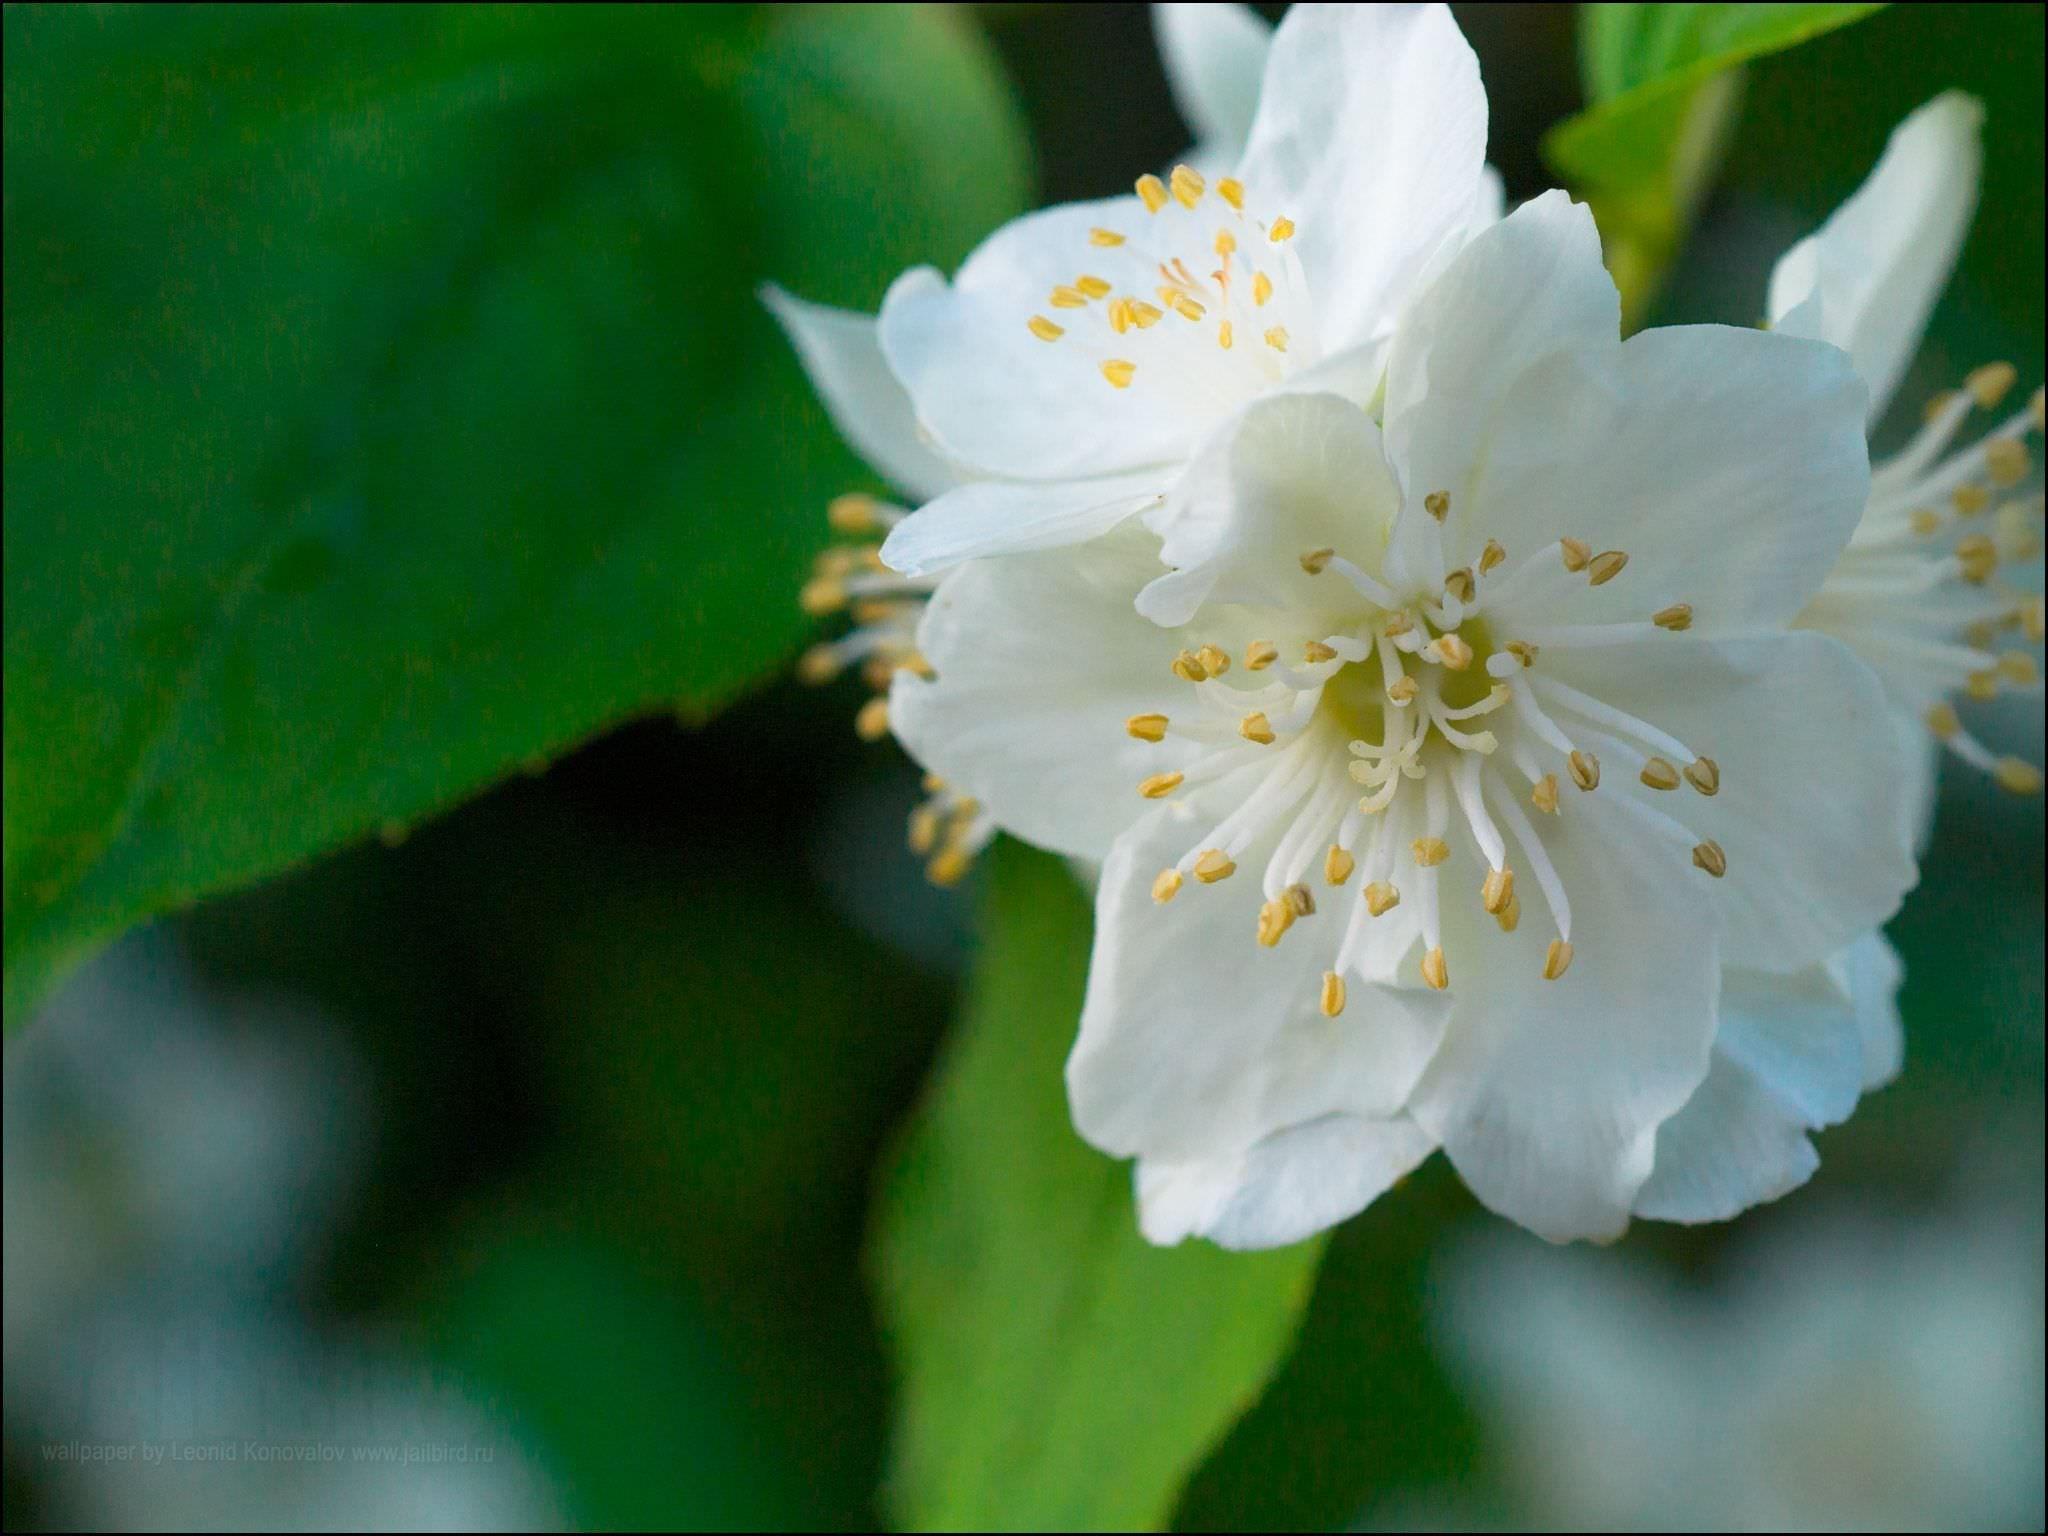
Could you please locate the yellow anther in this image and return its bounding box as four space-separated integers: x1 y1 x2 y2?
1909 508 1943 537
1444 568 1475 602
855 696 891 742
1136 173 1169 213
1100 359 1138 390
1050 285 1088 309
1194 849 1236 884
927 844 972 888
1479 540 1507 574
1531 773 1560 814
1924 389 1959 423
1542 940 1574 981
1139 771 1185 799
1435 634 1474 671
2033 387 2046 428
1268 215 1296 242
1560 538 1591 572
1691 839 1728 878
1587 550 1629 586
1363 882 1400 917
1967 361 2017 409
1387 675 1419 703
1639 756 1681 791
1074 274 1112 300
1384 613 1415 637
1301 547 1335 574
1256 898 1295 947
1926 701 1961 739
1263 326 1289 352
827 492 880 533
1683 756 1720 796
1999 651 2039 685
1214 229 1237 257
1128 299 1164 329
1412 837 1450 868
1568 750 1601 791
796 645 841 685
1320 971 1347 1017
1245 640 1279 672
1252 271 1274 307
850 597 905 625
1481 866 1515 915
1421 947 1449 991
1240 711 1276 745
1107 299 1133 335
2024 597 2047 643
1285 883 1316 918
1303 640 1339 664
1953 483 1990 516
800 576 847 615
1495 894 1521 933
1965 669 1999 701
1995 757 2044 794
1325 845 1356 886
1985 439 2030 488
1152 868 1184 904
1967 619 2001 649
1217 176 1245 210
1196 643 1232 676
1170 294 1207 322
1505 640 1539 668
921 772 946 793
1170 163 1206 208
1027 314 1065 342
1126 712 1169 742
1955 533 1998 583
1090 227 1127 247
1653 603 1693 631
1218 320 1233 349
907 805 942 856
1424 491 1450 523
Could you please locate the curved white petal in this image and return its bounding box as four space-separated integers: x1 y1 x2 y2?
1233 1 1488 352
889 532 1193 861
1407 792 1722 1243
1136 1111 1436 1250
1474 326 1870 635
1552 631 1918 974
1835 929 1906 1090
1153 2 1273 167
1768 92 1984 425
879 470 1164 578
1070 801 1453 1164
760 284 962 503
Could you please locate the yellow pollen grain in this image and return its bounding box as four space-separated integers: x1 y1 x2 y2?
1214 229 1237 258
1955 533 1998 583
1320 971 1347 1017
1027 315 1065 342
1966 669 2000 701
1424 491 1451 523
1128 299 1164 329
1967 361 2017 409
1256 898 1294 947
907 805 941 856
2033 387 2046 428
855 696 891 742
1217 176 1245 210
1481 866 1515 915
1363 881 1400 917
1684 756 1720 796
796 645 841 685
1170 163 1206 208
1218 320 1233 349
1196 643 1232 676
2024 597 2047 643
1505 640 1539 668
1126 712 1169 743
1568 750 1601 791
1139 771 1185 800
1074 274 1112 300
1995 757 2044 794
1924 389 1959 423
1421 947 1449 991
1909 509 1944 536
1252 271 1274 307
1303 640 1340 664
1285 883 1316 918
1194 849 1236 883
1050 284 1088 309
1100 359 1138 389
1089 227 1126 247
1240 711 1276 745
1542 939 1574 981
1264 326 1290 352
1412 837 1450 868
1435 634 1474 671
1444 568 1475 602
1560 538 1591 572
1953 483 1991 516
1245 639 1279 671
1495 894 1521 933
1926 701 1961 739
827 492 879 532
1653 603 1693 631
1692 839 1728 878
1107 299 1134 335
1325 845 1356 886
927 845 971 888
1640 756 1681 791
1135 173 1169 213
1587 550 1629 586
1152 868 1184 904
1171 648 1209 683
1268 215 1296 242
1171 294 1207 322
1985 439 2030 487
1999 651 2039 685
1301 547 1336 574
1479 539 1508 574
799 576 847 615
921 772 946 792
1531 774 1560 814
1387 675 1419 703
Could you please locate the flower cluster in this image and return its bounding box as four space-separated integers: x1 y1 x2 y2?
771 4 2039 1246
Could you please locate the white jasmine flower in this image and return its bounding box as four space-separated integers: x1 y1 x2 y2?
1770 92 2045 807
892 194 1919 1244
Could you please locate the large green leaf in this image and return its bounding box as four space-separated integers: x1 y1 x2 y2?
1 4 1030 1022
1546 3 1885 324
873 842 1325 1531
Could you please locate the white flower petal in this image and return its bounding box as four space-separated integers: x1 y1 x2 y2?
1136 1111 1436 1250
890 532 1192 860
1476 326 1870 635
1715 962 1866 1129
1552 631 1918 974
1233 1 1488 351
1408 794 1721 1243
1768 92 1984 425
1071 802 1453 1164
760 283 962 504
879 470 1163 578
1153 2 1273 167
1630 1046 1822 1224
1835 929 1906 1090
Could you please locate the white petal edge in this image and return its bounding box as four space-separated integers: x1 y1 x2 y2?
879 470 1164 578
1152 2 1273 166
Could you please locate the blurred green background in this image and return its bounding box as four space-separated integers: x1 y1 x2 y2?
4 4 2042 1530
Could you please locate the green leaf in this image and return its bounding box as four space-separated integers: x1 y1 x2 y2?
873 842 1325 1532
1546 3 1886 324
1 4 1031 1022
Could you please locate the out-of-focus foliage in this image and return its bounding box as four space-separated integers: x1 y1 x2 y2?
873 842 1325 1532
1545 3 1885 323
0 4 1030 1024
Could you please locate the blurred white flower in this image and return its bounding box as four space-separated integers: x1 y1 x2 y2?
891 194 1918 1245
